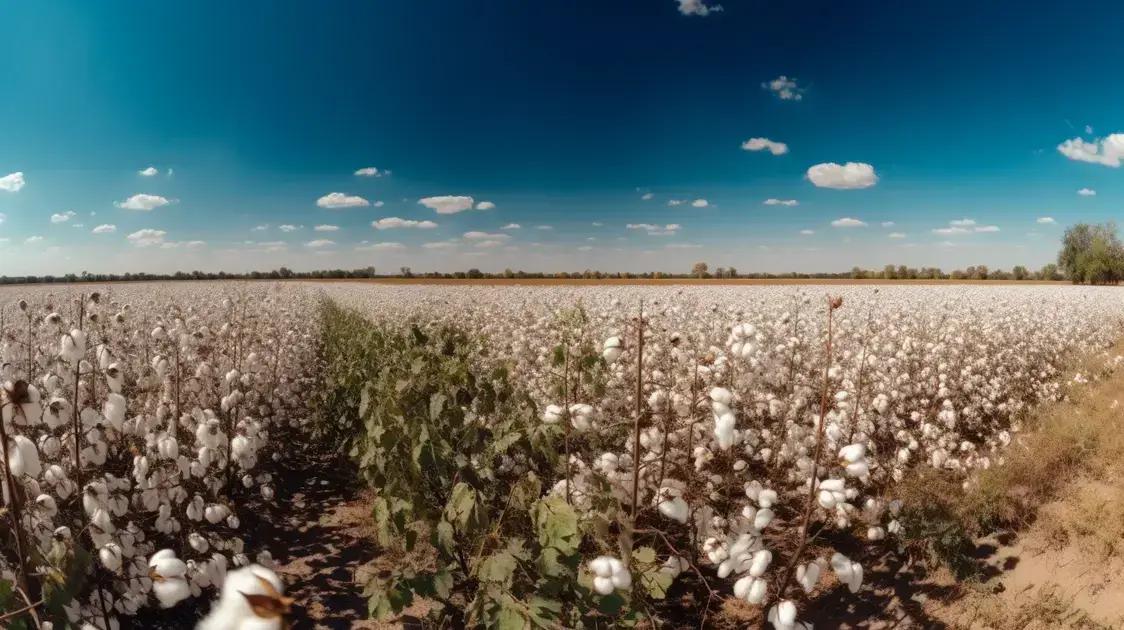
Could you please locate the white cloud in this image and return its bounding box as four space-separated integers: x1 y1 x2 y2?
831 217 866 228
354 167 388 177
24 236 43 244
592 222 604 226
1037 216 1056 224
463 231 511 241
762 76 804 101
1077 187 1097 196
1057 134 1124 167
317 192 370 209
676 0 722 16
305 239 336 248
372 217 438 230
279 224 299 232
475 201 496 210
92 224 117 234
162 240 205 250
974 225 1000 233
501 223 521 230
247 240 286 253
474 240 505 249
419 195 475 214
741 137 789 155
667 199 684 206
763 198 798 206
138 166 159 177
0 172 26 192
355 242 405 251
374 200 385 207
799 229 815 235
115 193 173 211
807 162 877 189
881 221 895 227
888 232 906 239
314 224 340 232
423 241 457 250
949 218 976 227
691 199 709 208
932 226 969 235
641 192 654 200
627 223 681 236
51 211 77 224
252 224 269 232
126 228 168 247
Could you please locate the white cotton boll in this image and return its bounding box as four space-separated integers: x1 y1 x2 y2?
838 443 865 463
753 508 775 532
189 532 210 553
746 576 768 604
602 336 623 363
593 576 614 595
831 553 863 593
196 564 288 630
748 549 772 577
60 330 87 362
541 404 563 424
103 393 127 431
845 460 870 478
36 493 58 517
796 561 821 593
714 411 736 450
768 600 798 630
867 526 886 541
757 489 777 508
9 435 41 478
227 515 240 529
817 490 837 509
709 387 733 406
100 542 123 572
261 485 275 501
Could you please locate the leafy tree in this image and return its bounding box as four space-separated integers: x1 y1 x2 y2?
691 262 709 278
1058 222 1124 284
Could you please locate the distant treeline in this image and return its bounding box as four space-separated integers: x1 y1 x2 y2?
0 263 1069 285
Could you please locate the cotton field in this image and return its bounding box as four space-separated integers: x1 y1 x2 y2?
324 282 1124 625
3 282 1124 628
0 283 319 628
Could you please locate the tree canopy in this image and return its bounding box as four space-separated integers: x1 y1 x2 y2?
1058 222 1124 285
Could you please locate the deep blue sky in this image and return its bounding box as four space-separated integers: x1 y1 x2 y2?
1 0 1122 274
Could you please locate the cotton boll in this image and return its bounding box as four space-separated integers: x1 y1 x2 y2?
196 564 290 630
796 560 821 593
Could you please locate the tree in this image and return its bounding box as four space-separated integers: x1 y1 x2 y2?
1039 263 1061 281
1058 222 1124 284
691 262 709 278
1012 265 1028 280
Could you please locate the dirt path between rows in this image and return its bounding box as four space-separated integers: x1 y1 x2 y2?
253 451 383 629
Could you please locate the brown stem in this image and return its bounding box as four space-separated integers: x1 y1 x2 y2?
629 301 646 525
776 295 840 603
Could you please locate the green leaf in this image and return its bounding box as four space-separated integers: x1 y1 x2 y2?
640 569 674 600
477 551 517 587
532 495 580 556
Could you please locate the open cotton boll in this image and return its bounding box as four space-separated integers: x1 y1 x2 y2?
59 329 87 363
588 556 630 595
9 435 42 478
541 404 563 424
197 564 291 630
830 552 863 593
655 485 689 523
103 393 127 432
795 560 822 593
602 336 623 363
733 575 768 604
148 549 192 608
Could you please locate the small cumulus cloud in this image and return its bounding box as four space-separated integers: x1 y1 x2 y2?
1057 134 1123 167
691 199 709 208
92 224 117 234
314 224 340 232
830 217 866 228
373 217 438 230
138 166 159 177
419 195 475 214
888 232 906 239
116 193 173 211
126 229 168 247
51 211 77 224
305 239 336 248
501 223 521 230
24 236 44 244
676 0 722 16
641 192 654 200
807 162 877 189
0 172 26 192
423 241 457 250
1037 217 1057 224
762 76 804 101
355 242 405 251
279 224 299 232
354 167 388 177
741 138 789 155
317 192 370 209
463 231 511 241
475 201 496 210
799 229 814 235
764 198 798 206
1077 188 1097 196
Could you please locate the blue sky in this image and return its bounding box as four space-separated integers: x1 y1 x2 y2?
1 0 1122 275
